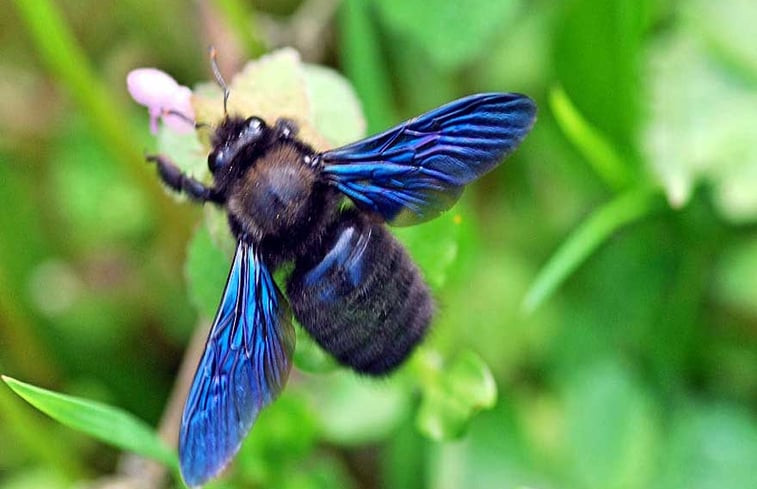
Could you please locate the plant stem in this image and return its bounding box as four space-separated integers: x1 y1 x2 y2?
339 0 397 133
11 0 192 238
550 85 633 190
523 186 664 313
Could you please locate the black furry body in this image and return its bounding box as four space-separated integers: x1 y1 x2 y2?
288 209 432 374
152 115 432 374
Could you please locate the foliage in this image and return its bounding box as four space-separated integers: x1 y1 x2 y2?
2 376 177 471
0 0 755 489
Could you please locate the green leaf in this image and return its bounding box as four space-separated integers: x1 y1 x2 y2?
415 349 497 440
185 224 233 319
50 120 152 249
374 0 519 72
560 361 659 489
270 454 356 489
302 64 366 147
553 0 651 156
426 400 545 489
195 48 308 125
713 238 757 318
293 326 338 374
0 374 84 479
0 468 70 489
383 419 426 489
177 48 365 184
644 9 757 222
686 0 757 85
235 392 319 486
303 372 410 445
523 186 661 313
393 210 462 291
549 85 631 190
657 403 757 489
156 123 207 180
339 0 397 133
445 350 497 410
1 376 177 470
416 387 473 441
193 48 336 152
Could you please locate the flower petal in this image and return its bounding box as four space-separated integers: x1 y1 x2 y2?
127 68 195 134
163 86 195 134
127 68 181 107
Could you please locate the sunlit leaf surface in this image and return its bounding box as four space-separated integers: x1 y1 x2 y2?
2 377 176 470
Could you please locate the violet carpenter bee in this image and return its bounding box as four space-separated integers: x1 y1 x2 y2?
134 53 536 487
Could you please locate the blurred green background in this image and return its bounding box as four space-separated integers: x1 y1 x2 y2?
1 0 756 488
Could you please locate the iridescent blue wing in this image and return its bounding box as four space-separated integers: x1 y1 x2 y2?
319 93 536 225
179 240 294 488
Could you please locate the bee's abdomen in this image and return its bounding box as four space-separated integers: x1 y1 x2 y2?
287 211 433 375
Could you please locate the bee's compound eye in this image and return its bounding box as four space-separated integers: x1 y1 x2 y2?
208 149 227 172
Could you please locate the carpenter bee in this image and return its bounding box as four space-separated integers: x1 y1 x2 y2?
145 54 536 487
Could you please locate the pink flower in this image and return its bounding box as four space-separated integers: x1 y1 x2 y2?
127 68 195 134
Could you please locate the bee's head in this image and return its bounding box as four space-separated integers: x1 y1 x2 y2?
207 116 268 175
204 48 271 177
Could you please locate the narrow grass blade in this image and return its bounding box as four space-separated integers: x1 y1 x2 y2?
11 0 189 234
0 374 85 479
2 376 177 470
550 85 632 190
339 0 397 133
523 187 662 313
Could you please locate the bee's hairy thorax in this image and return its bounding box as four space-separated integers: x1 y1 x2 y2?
215 128 341 267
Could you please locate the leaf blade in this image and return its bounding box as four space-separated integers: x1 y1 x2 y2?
2 376 177 470
414 349 497 440
550 85 632 190
523 187 662 313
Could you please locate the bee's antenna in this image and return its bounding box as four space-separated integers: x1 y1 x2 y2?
209 46 229 116
162 109 210 130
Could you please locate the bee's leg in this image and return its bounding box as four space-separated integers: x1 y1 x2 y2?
146 154 219 203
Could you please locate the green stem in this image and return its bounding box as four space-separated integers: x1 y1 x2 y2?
523 186 664 313
339 0 397 133
11 0 190 233
550 85 633 190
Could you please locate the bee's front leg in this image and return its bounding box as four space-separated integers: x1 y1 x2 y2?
146 154 220 203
